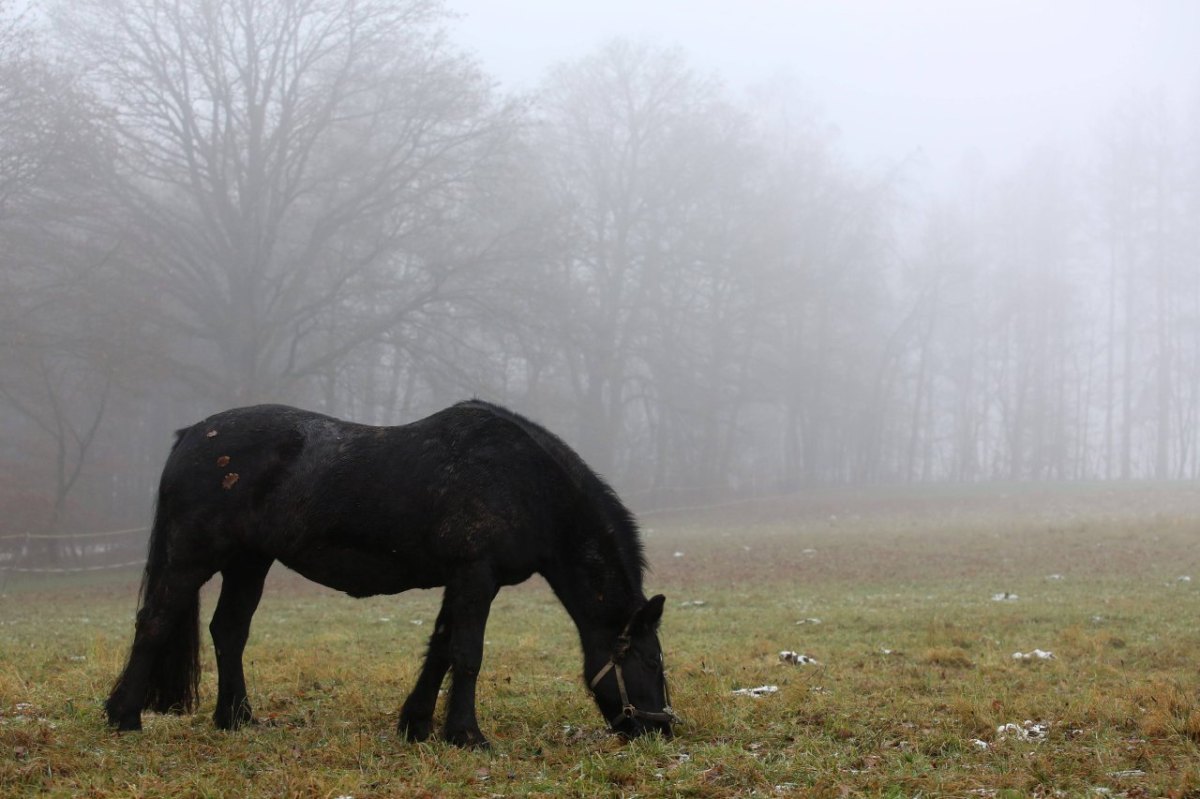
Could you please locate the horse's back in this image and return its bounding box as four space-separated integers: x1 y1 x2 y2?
155 403 577 594
161 404 324 506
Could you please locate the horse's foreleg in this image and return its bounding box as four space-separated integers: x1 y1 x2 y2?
398 599 453 742
210 556 272 730
442 566 497 748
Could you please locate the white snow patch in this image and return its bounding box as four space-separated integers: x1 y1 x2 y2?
996 720 1049 742
732 685 779 698
779 651 819 666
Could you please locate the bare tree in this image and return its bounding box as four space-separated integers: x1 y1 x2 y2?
0 3 134 534
56 0 517 407
536 40 737 478
0 1 59 217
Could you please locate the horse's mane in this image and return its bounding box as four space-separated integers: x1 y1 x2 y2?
455 399 648 592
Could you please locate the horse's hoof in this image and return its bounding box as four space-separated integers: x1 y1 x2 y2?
214 699 254 731
445 728 490 749
214 711 254 730
110 715 142 732
398 715 433 742
105 699 142 731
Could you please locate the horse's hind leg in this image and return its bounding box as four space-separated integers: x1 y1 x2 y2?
441 565 498 748
210 555 273 730
398 595 453 742
106 565 212 731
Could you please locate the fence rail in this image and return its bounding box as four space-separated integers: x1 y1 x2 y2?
0 559 147 574
0 526 148 542
0 525 149 581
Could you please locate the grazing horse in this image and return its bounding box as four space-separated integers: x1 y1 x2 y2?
105 401 675 747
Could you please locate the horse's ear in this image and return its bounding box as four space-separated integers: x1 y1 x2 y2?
632 594 666 632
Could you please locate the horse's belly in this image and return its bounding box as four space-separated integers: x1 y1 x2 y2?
279 547 445 597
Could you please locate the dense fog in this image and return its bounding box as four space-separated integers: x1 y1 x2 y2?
1 0 1198 544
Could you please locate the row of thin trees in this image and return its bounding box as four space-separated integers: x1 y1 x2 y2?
1 0 1198 537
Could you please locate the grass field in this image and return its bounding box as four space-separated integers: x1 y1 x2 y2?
2 483 1200 798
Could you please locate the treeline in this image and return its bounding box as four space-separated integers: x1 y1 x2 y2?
1 0 1198 534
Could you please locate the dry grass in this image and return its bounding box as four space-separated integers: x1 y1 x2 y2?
3 482 1200 797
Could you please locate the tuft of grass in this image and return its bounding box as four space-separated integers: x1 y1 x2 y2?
921 647 974 668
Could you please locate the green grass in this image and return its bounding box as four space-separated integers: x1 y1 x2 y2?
3 483 1200 797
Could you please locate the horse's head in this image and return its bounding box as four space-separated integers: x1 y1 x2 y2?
588 594 677 738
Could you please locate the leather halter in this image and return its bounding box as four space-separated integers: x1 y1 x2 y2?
588 627 679 729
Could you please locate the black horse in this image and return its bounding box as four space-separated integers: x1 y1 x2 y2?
105 401 675 747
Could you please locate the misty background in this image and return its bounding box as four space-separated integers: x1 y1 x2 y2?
1 0 1199 563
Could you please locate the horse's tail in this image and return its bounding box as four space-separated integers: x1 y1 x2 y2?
112 430 202 714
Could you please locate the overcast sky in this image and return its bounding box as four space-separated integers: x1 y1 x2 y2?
448 0 1200 182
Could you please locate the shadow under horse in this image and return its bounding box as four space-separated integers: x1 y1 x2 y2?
105 401 675 747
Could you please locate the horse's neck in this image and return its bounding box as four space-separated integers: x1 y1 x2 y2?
544 562 640 651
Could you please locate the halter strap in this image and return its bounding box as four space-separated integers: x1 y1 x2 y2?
588 631 679 728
